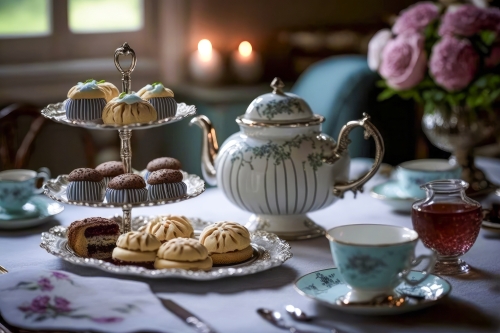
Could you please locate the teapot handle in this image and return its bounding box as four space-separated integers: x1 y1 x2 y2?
327 113 385 198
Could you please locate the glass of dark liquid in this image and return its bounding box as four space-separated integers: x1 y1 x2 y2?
411 179 482 275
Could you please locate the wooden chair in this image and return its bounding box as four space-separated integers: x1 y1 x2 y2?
0 103 96 171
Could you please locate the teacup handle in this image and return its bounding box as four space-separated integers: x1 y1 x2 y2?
33 167 50 195
399 253 436 286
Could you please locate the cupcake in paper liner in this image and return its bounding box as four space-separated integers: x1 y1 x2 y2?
102 93 157 125
144 157 182 182
65 79 118 121
95 161 125 187
105 174 147 204
136 82 177 119
66 168 106 203
147 169 187 201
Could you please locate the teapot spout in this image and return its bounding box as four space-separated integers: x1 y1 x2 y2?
189 115 219 186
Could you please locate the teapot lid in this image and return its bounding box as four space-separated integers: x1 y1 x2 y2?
243 78 315 124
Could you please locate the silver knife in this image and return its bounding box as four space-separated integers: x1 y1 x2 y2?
160 298 217 333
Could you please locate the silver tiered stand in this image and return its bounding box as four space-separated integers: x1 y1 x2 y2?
40 43 205 234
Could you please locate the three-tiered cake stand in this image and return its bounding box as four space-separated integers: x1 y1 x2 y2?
40 43 205 234
39 43 292 280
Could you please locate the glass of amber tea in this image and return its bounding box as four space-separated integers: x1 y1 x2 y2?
411 179 482 275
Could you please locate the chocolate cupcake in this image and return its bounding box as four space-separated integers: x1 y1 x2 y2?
147 169 187 201
136 82 177 119
65 79 118 121
95 161 125 187
144 157 182 181
112 231 161 268
105 174 147 204
66 168 106 203
67 217 120 260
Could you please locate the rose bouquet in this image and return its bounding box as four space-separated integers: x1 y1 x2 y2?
368 1 500 114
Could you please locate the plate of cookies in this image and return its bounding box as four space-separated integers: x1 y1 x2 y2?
43 157 206 208
41 80 197 130
40 215 292 280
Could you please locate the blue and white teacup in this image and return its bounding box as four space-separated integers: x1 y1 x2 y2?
0 168 50 212
397 159 462 199
326 224 435 303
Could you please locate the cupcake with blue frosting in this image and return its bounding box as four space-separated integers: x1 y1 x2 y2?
136 82 177 119
102 93 157 125
65 79 118 121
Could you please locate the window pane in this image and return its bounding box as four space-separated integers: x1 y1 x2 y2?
68 0 143 33
0 0 50 37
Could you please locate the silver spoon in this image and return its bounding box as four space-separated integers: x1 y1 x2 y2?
257 308 317 333
285 304 313 322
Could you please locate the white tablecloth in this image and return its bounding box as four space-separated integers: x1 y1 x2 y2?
1 157 500 333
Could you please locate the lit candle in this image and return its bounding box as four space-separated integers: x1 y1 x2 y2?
189 39 223 85
231 41 263 83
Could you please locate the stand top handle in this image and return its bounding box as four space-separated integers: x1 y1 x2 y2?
114 42 137 94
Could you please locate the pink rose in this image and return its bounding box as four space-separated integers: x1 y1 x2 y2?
393 2 440 35
368 29 392 71
482 7 500 33
379 33 427 90
486 44 500 68
439 5 484 36
430 36 479 91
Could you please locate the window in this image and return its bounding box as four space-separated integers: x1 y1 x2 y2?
0 0 51 37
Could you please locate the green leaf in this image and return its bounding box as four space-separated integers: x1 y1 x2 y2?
97 79 106 83
376 80 388 88
377 88 396 101
119 92 127 98
479 30 497 47
152 81 162 86
84 79 95 83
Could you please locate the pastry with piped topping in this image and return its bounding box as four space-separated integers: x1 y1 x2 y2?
102 92 157 125
105 174 147 204
199 222 253 265
112 231 161 268
154 238 212 271
143 215 193 243
136 82 177 119
65 79 118 121
67 217 120 259
66 168 106 203
147 169 187 201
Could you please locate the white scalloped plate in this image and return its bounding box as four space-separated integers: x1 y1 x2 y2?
43 171 205 208
40 217 293 280
41 101 196 130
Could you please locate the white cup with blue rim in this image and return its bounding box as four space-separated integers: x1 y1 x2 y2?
397 159 462 199
326 224 435 303
0 168 50 213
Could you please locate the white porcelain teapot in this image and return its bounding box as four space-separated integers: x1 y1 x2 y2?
190 78 384 240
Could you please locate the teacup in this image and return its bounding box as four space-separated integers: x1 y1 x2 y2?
397 159 462 199
0 168 50 212
326 224 435 303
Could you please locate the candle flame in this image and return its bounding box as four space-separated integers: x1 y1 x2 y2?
198 39 213 62
238 41 252 57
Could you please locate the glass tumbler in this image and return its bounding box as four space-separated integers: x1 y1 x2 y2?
411 179 482 275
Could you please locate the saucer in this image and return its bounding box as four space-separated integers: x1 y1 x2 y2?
294 268 451 315
0 196 64 230
370 180 418 212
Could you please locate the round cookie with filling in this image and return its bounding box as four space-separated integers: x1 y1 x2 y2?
199 222 253 265
147 169 187 201
105 174 147 204
112 231 161 268
143 215 193 242
66 168 105 202
65 79 116 121
136 82 177 119
95 161 125 187
154 238 212 271
102 92 157 125
67 217 120 259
